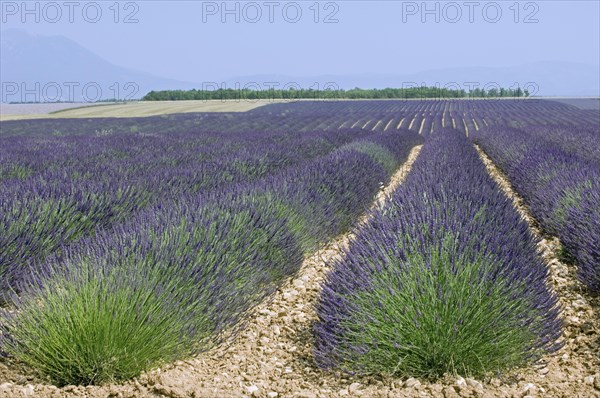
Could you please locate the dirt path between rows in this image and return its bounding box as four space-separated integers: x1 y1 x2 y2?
2 144 598 398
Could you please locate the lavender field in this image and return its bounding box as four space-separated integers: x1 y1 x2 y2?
0 99 598 397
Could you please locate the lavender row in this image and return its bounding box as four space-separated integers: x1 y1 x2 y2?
524 125 600 166
315 130 561 378
250 99 598 129
472 126 600 292
2 99 596 139
0 127 373 296
1 129 423 385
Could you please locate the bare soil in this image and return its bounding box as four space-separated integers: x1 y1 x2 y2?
0 100 273 121
1 144 598 398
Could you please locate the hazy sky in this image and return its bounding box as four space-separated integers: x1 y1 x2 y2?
1 1 599 81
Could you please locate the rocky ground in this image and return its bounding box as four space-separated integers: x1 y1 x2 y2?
1 144 598 398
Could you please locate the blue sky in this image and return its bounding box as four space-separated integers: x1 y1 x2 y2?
1 1 599 82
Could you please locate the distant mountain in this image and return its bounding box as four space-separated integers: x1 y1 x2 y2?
2 29 598 102
228 62 600 97
0 29 196 102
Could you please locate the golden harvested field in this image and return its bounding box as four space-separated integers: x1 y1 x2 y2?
0 100 277 121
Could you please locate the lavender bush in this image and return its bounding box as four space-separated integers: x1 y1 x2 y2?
315 130 562 379
2 196 301 385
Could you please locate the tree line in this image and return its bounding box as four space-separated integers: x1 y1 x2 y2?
142 86 530 101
